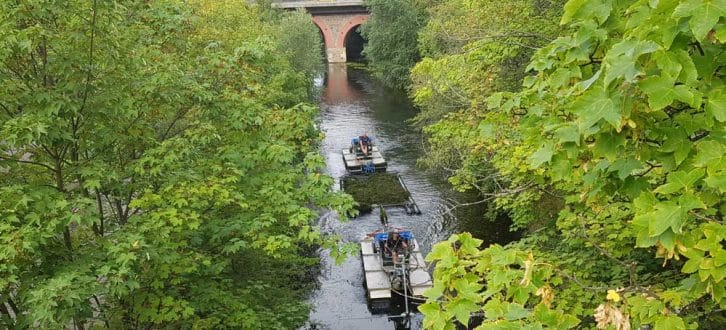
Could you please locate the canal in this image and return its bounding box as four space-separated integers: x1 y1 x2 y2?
305 64 517 329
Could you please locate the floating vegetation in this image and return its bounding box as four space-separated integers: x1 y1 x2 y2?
341 173 410 213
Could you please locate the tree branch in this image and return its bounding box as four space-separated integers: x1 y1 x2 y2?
690 211 723 224
0 102 14 117
160 107 192 141
442 183 536 216
577 214 638 286
0 154 56 172
688 131 710 142
78 0 98 116
552 268 608 291
634 162 661 177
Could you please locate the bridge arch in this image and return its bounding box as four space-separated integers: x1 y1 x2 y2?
311 16 334 50
336 15 368 49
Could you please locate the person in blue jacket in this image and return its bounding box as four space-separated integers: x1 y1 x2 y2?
358 133 371 155
385 232 408 264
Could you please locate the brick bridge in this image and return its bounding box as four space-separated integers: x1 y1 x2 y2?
272 1 368 63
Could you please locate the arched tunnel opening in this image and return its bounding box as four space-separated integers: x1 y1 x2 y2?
345 25 366 62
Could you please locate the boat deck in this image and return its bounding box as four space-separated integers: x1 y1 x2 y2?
342 146 387 174
360 236 433 302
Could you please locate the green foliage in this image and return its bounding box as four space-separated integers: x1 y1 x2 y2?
411 0 565 127
414 0 726 328
0 0 352 328
422 234 579 329
410 0 566 231
361 0 428 89
274 9 325 90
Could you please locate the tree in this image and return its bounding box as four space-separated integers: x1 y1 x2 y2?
418 0 725 328
361 0 428 89
411 0 565 127
275 9 325 90
0 0 352 328
410 0 565 225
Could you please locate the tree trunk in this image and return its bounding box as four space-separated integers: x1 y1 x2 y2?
95 191 105 236
6 296 19 321
54 158 73 252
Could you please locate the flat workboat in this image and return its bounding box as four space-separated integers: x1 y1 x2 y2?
360 229 433 313
342 137 387 174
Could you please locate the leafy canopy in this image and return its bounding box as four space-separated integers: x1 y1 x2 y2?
361 0 428 89
0 0 346 328
413 0 725 328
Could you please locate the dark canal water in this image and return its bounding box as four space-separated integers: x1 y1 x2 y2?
304 64 516 330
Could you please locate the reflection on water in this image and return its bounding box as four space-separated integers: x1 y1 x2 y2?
323 64 363 104
305 64 517 330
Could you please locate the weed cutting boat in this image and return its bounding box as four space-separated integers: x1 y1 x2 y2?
360 208 432 323
342 136 387 174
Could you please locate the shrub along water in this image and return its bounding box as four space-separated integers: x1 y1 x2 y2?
366 0 725 328
0 1 352 328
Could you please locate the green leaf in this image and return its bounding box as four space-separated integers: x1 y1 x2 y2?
647 202 685 236
594 132 625 160
504 303 531 321
479 123 495 139
561 0 614 25
82 179 101 190
555 125 580 145
572 87 621 131
420 302 449 330
661 130 692 165
561 0 586 24
654 315 686 330
447 298 478 326
673 0 726 41
453 277 484 301
683 254 704 273
638 73 677 110
672 50 698 85
483 299 506 320
704 174 726 191
603 39 659 85
654 169 705 194
578 69 601 91
678 192 706 211
424 283 446 300
487 93 504 109
660 229 676 251
427 241 458 268
695 140 726 170
550 156 574 182
530 143 554 168
706 86 726 122
673 85 701 108
457 232 483 254
533 304 558 326
634 191 658 211
716 23 726 42
609 158 641 180
653 50 682 78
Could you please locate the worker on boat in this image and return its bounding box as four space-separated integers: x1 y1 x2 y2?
385 231 408 264
358 133 371 156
